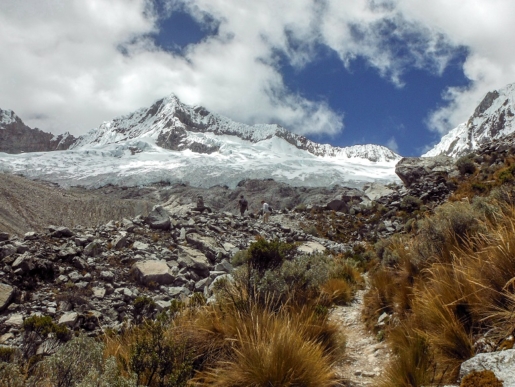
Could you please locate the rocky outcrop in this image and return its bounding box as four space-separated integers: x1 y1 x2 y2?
395 156 457 187
0 109 76 153
459 349 515 387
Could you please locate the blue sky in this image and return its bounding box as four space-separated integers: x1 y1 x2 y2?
1 0 515 156
153 5 471 156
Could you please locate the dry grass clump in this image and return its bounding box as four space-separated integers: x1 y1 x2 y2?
101 241 351 386
188 300 340 387
365 189 515 384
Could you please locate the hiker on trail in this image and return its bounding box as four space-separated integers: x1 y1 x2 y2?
237 195 248 217
261 200 271 223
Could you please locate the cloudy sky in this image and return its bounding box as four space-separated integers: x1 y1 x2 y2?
1 0 514 156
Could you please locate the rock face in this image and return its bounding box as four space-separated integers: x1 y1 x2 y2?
0 109 76 153
395 156 457 187
460 349 515 387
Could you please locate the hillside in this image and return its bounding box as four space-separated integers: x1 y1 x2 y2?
0 173 154 235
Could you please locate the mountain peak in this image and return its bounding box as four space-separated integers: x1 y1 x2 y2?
424 82 515 158
0 109 21 127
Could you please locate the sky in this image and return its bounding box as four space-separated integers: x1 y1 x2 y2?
1 0 514 156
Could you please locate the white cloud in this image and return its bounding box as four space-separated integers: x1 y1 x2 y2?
386 137 399 153
394 0 515 133
1 0 514 142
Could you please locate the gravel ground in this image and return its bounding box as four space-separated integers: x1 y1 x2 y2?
0 172 154 235
330 280 392 386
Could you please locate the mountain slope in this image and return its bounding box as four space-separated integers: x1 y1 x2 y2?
0 109 76 153
0 96 401 188
424 83 515 157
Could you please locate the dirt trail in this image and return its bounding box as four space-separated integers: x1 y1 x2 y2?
330 284 391 386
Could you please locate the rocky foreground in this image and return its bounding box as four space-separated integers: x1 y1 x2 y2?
0 203 352 350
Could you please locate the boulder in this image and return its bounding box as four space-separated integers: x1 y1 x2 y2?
297 241 326 254
24 231 38 241
132 241 149 251
395 155 457 187
59 312 79 327
145 205 171 230
460 349 515 387
185 233 222 260
112 233 128 249
177 246 211 276
0 232 9 242
5 314 24 328
131 260 174 285
83 241 102 257
0 244 17 259
363 182 395 201
0 283 15 311
50 226 74 238
12 252 35 273
326 199 349 212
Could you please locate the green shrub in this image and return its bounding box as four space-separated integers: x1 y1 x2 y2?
22 315 71 358
0 347 17 363
497 164 515 184
33 334 104 387
230 250 248 267
0 362 25 387
400 195 422 211
247 238 295 273
76 357 139 387
130 321 193 387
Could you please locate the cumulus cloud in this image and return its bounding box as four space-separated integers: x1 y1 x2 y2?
1 0 514 141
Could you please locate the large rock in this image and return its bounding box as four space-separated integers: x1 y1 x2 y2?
177 246 211 276
131 260 174 285
0 244 17 259
363 182 395 201
145 205 171 230
12 252 35 273
50 226 74 238
185 233 222 261
395 155 457 187
0 283 15 312
83 241 102 257
459 349 515 386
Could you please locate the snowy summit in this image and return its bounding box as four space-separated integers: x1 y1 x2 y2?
424 83 515 158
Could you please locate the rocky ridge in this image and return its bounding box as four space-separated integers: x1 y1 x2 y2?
71 95 400 162
424 83 515 158
0 109 76 154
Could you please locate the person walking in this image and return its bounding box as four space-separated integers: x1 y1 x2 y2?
237 195 248 217
261 200 271 223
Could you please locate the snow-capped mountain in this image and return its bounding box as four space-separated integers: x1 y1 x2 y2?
0 96 401 188
424 83 515 158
